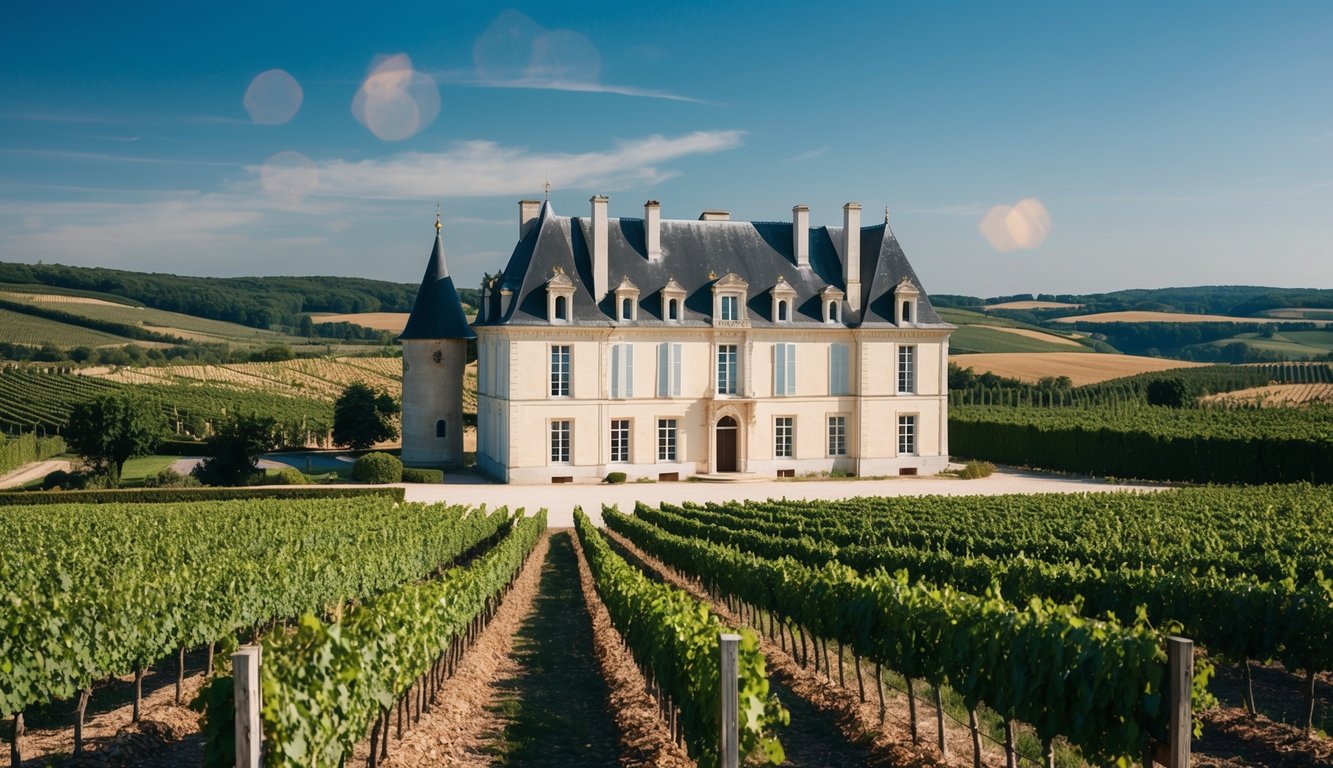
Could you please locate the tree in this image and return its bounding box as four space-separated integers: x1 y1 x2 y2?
1145 377 1191 408
66 393 167 487
333 382 401 450
192 413 281 486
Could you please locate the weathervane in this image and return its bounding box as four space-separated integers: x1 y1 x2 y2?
435 202 441 232
542 177 551 200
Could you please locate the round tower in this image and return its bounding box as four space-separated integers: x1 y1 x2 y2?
399 214 475 467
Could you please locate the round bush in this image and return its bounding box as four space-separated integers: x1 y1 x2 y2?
352 452 403 483
401 467 444 484
604 471 627 484
269 466 310 486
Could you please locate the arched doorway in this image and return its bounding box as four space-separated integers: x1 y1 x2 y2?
715 415 738 472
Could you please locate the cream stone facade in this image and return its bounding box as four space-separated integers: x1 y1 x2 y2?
414 196 956 484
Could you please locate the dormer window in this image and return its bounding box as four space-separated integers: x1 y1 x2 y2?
661 277 686 324
894 277 921 326
711 273 749 328
820 285 845 324
546 267 575 324
614 276 640 323
771 277 796 324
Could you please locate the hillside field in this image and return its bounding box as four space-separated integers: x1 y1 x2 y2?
311 311 411 333
1052 310 1332 325
949 351 1206 385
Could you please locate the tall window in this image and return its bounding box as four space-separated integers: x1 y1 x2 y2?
897 345 916 394
610 343 634 398
716 343 738 395
827 415 847 456
550 420 571 463
829 344 850 396
610 419 630 462
554 295 568 321
620 298 634 321
774 343 796 396
720 295 739 321
774 417 794 458
898 415 917 455
550 345 571 397
657 418 678 462
657 342 682 397
667 298 679 321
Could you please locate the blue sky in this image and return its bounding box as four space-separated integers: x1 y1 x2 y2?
2 1 1331 297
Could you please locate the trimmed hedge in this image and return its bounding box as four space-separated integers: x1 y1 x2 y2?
401 467 443 484
0 485 404 506
0 433 66 475
352 452 403 484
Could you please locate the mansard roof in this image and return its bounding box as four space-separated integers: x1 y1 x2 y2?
400 226 476 340
476 199 948 329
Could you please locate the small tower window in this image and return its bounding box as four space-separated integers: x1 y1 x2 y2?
711 273 749 327
555 295 568 321
771 277 796 324
662 277 686 324
547 266 575 324
893 277 921 326
667 298 679 321
778 301 788 321
819 285 845 324
825 301 841 323
902 301 913 323
436 419 447 438
614 276 640 323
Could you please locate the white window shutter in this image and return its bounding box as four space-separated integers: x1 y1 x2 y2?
671 343 682 397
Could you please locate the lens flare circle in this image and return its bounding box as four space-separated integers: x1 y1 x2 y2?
352 54 440 141
243 69 303 125
980 197 1051 252
260 151 319 202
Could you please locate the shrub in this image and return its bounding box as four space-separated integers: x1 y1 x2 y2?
267 466 310 486
957 460 996 479
0 486 405 506
143 467 200 488
604 471 627 484
402 467 444 484
352 452 403 483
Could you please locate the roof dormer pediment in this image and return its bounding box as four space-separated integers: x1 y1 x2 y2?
547 266 574 289
713 272 748 291
772 276 797 298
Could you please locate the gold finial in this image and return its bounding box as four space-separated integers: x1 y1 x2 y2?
542 178 551 199
435 202 442 232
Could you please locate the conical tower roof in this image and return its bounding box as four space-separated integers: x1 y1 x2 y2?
399 216 476 340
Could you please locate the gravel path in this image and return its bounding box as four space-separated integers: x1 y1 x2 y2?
401 467 1164 528
0 459 70 489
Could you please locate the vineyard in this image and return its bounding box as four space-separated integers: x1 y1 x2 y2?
603 488 1333 765
949 363 1333 483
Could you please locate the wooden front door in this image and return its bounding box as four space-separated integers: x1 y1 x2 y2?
715 416 738 472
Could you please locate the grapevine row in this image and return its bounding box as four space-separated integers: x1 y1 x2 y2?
202 510 548 767
0 499 506 724
573 508 787 767
604 506 1214 765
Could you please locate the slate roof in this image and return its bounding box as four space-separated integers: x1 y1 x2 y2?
400 228 476 340
476 200 948 329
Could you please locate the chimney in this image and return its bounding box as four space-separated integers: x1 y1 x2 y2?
843 202 861 309
698 210 730 221
518 199 541 240
591 194 609 299
792 204 809 268
644 200 662 263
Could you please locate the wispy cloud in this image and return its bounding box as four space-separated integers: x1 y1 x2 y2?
296 130 746 199
894 203 990 216
440 72 703 103
0 148 237 167
5 111 130 125
783 146 828 162
93 135 142 143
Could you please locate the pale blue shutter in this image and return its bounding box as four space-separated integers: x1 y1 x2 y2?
611 344 621 398
658 342 669 397
774 343 787 396
785 344 796 395
830 344 849 395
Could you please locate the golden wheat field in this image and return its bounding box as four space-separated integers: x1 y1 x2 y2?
984 326 1086 347
310 312 412 332
1200 382 1333 407
949 352 1206 385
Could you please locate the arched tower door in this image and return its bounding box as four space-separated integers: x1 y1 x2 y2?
715 415 738 472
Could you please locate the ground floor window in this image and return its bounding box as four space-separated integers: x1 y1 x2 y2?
610 419 630 463
827 415 847 456
774 416 794 458
898 415 917 455
657 418 677 462
550 420 571 463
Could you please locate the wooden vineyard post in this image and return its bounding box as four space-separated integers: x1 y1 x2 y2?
720 633 740 768
1167 636 1192 768
234 645 263 768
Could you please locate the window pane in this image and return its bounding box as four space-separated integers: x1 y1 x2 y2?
658 418 677 462
827 415 846 456
898 346 915 394
775 417 793 458
716 344 737 395
550 345 570 397
611 419 629 462
550 420 570 463
898 415 917 454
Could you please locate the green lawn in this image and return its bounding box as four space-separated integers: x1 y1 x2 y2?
118 455 180 485
949 324 1093 354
